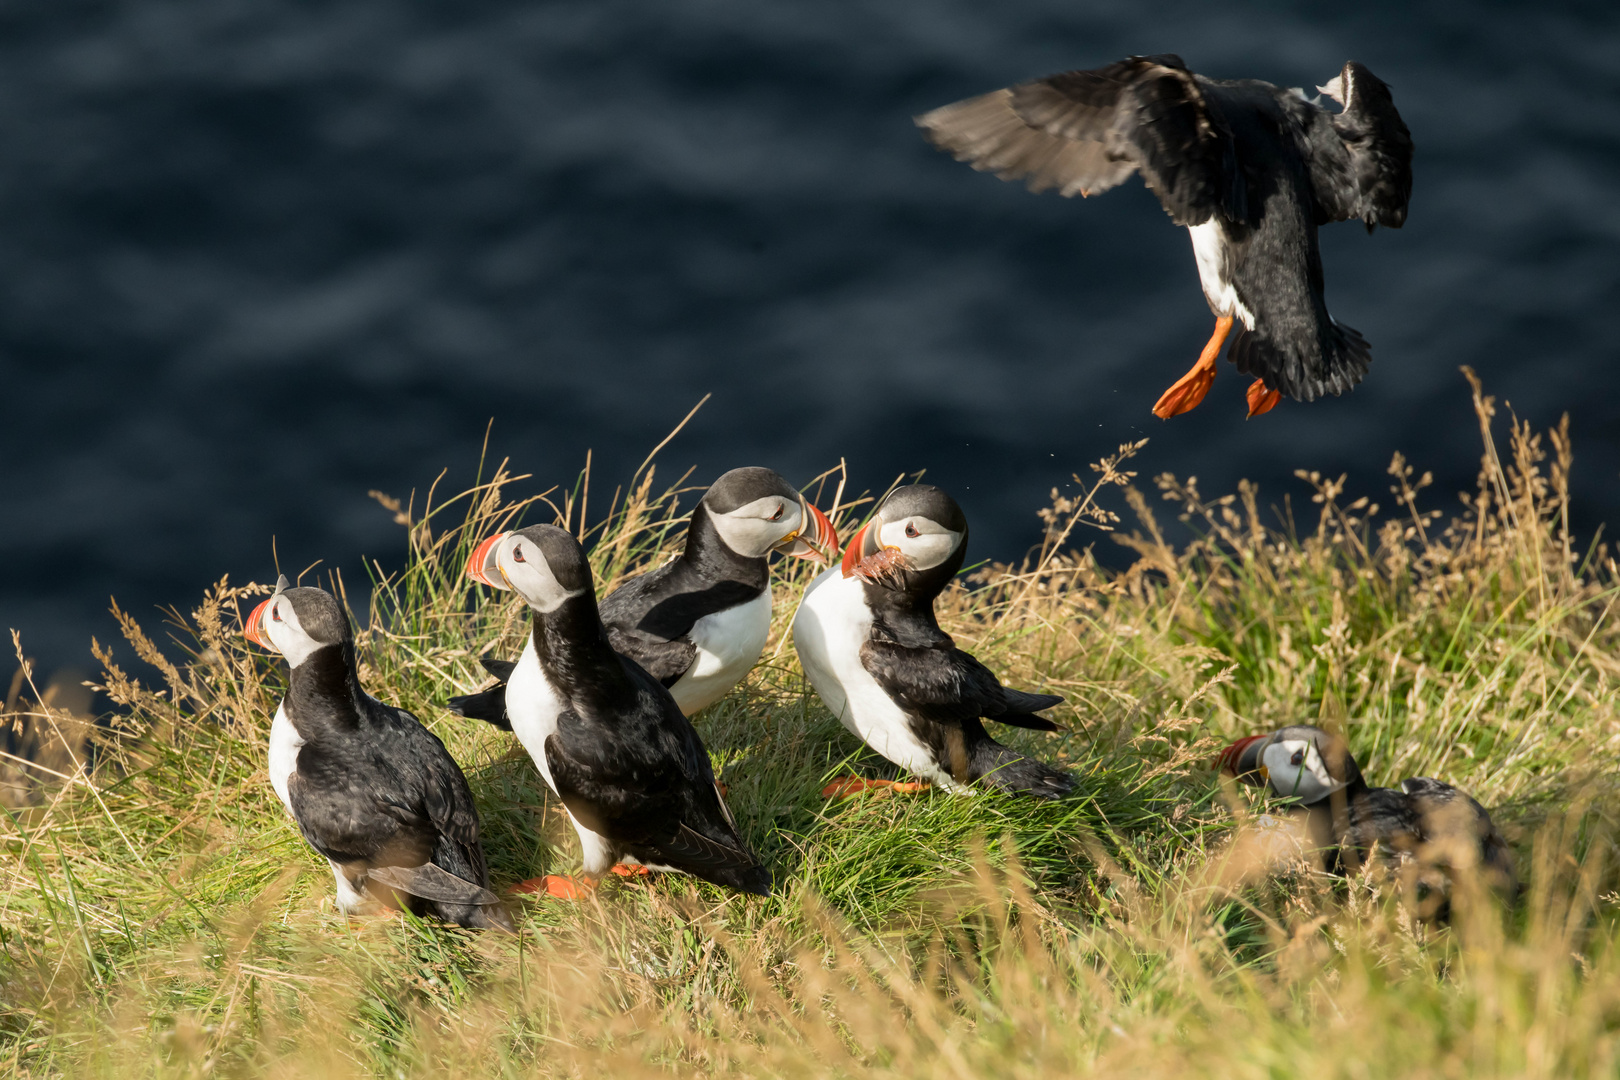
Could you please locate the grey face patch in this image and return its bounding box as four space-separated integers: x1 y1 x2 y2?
875 515 963 572
500 526 591 613
707 493 805 558
264 587 349 668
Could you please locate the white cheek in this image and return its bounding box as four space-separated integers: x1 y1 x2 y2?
269 620 323 669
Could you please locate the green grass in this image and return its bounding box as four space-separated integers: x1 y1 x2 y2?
5 371 1620 1077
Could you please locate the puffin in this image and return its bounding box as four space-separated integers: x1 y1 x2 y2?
460 524 771 898
916 55 1414 419
791 485 1073 799
450 467 838 726
1218 725 1517 917
243 577 512 931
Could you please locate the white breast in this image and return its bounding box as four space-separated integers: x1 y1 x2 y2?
503 633 567 795
1188 220 1255 329
669 586 772 715
790 569 966 791
267 700 303 815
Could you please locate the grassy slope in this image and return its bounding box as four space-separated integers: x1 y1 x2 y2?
5 375 1620 1078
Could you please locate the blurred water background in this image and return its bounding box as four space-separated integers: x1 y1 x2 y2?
2 0 1617 677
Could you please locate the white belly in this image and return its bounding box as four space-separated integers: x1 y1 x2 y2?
669 586 772 715
267 700 303 815
1188 220 1255 329
790 569 967 791
504 634 566 796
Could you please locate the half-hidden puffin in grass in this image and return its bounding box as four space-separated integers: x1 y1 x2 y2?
450 467 837 725
792 485 1073 799
917 55 1413 419
460 524 770 899
243 578 512 931
1218 724 1516 919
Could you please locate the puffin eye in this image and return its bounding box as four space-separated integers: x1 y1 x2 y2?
771 504 784 521
512 544 526 564
905 523 920 539
272 604 283 623
1290 749 1305 767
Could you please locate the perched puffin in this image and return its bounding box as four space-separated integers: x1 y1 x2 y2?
460 524 770 897
450 467 838 726
917 55 1413 418
792 485 1073 799
243 577 511 931
1218 725 1516 916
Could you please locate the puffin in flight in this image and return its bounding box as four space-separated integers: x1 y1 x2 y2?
450 467 837 725
244 577 511 930
1218 725 1516 917
917 55 1413 418
460 524 771 898
792 485 1073 799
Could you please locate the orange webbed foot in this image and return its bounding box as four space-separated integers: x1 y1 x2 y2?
511 875 597 899
1246 379 1281 418
608 864 653 879
821 776 933 799
1153 314 1235 419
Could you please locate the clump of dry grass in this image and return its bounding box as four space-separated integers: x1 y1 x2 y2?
4 374 1620 1078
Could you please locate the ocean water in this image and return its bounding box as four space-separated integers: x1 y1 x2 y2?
2 0 1617 675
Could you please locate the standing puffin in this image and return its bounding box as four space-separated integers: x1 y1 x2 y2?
244 577 511 930
450 467 837 726
916 55 1413 418
461 524 770 897
792 485 1073 799
1218 725 1516 916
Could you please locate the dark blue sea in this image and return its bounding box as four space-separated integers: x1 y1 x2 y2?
3 0 1618 676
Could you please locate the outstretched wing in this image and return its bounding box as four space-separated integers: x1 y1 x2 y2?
917 54 1243 226
861 640 1063 730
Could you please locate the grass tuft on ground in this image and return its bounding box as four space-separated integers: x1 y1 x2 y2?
4 371 1620 1077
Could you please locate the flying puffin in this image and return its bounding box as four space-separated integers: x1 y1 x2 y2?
243 577 512 931
450 467 838 726
460 524 771 898
1218 725 1516 917
916 55 1414 418
792 485 1073 799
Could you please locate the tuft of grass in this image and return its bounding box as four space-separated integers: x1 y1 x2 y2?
4 371 1620 1078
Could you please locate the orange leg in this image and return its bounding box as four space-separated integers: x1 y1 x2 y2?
1153 315 1235 419
608 864 653 879
821 776 933 799
1246 379 1281 418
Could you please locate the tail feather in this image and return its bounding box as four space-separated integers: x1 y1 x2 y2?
479 656 517 681
446 685 511 730
970 738 1074 800
1229 320 1371 403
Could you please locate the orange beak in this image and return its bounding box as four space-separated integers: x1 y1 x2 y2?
467 533 508 588
773 499 841 563
1216 734 1267 775
243 598 272 648
840 522 870 578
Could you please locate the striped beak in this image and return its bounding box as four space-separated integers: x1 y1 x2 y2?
773 498 840 564
243 598 272 648
840 520 876 578
467 533 509 589
1216 734 1268 777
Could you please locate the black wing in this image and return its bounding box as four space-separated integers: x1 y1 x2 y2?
861 639 1063 731
604 624 699 687
600 564 761 686
1300 63 1413 230
917 54 1244 227
1400 777 1517 896
445 654 517 729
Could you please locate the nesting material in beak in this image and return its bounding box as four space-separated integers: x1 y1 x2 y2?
466 533 508 589
774 500 841 563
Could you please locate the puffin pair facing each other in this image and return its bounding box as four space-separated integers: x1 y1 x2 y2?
793 485 1073 799
451 467 838 726
244 578 512 931
918 55 1413 419
462 524 771 898
1218 725 1516 919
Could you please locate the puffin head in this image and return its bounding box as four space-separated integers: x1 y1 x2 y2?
1316 61 1354 108
700 467 839 563
466 524 594 613
1252 725 1363 805
243 576 351 668
840 484 968 597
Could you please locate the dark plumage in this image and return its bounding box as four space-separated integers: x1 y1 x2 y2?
245 580 511 931
1218 725 1516 918
450 467 837 723
917 55 1413 417
794 485 1073 799
460 525 771 896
